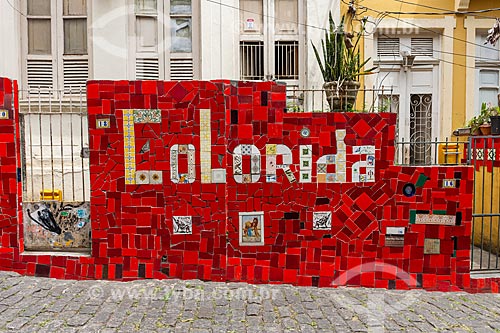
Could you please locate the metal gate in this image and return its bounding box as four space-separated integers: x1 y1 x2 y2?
19 89 91 252
470 136 500 272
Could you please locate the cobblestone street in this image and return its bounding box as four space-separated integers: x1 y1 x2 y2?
1 271 499 332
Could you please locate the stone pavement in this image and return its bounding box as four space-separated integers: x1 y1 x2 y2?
1 271 500 333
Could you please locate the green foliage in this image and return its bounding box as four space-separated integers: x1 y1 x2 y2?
311 12 377 83
468 102 500 133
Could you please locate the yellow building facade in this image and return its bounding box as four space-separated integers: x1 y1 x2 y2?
340 0 500 140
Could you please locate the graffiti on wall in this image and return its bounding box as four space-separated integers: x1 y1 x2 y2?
23 202 90 250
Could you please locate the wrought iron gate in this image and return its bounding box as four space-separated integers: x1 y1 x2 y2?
470 136 500 272
19 89 91 252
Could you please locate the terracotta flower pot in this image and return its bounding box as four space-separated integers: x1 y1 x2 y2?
324 81 360 112
479 124 491 135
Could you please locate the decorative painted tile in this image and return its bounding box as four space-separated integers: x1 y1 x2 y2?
336 173 346 183
233 155 243 175
300 145 312 157
188 164 196 179
386 227 405 235
212 169 226 183
133 109 161 123
266 155 276 175
317 164 327 173
241 145 252 155
188 150 195 165
488 148 496 161
336 161 346 173
266 175 277 182
202 174 211 183
424 239 441 254
123 109 136 185
336 151 346 162
136 171 150 184
300 171 312 183
178 174 190 184
96 118 110 129
326 174 336 183
0 109 9 119
173 216 192 235
138 140 150 154
367 155 375 166
150 171 163 184
385 235 404 247
325 155 335 164
313 212 332 230
442 179 456 188
415 214 456 226
243 174 252 183
239 212 265 246
476 148 484 161
284 167 297 183
178 145 188 154
336 129 346 140
266 144 277 155
300 158 312 170
300 127 310 138
317 174 326 183
366 167 375 181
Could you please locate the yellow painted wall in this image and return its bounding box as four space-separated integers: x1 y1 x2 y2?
473 168 500 254
340 0 500 132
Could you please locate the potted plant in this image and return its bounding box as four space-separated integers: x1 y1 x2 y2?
312 12 377 111
467 102 500 135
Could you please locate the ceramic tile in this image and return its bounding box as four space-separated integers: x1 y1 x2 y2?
133 109 161 123
150 171 163 184
424 239 441 254
173 216 192 235
136 171 150 184
313 212 332 230
212 169 226 183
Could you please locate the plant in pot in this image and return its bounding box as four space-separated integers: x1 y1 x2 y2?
312 12 377 111
467 103 500 135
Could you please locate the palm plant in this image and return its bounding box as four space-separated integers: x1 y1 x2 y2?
312 12 377 110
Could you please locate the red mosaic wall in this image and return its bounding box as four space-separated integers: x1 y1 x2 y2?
1 77 500 292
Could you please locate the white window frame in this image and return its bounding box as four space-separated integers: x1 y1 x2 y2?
21 0 91 93
239 0 304 88
474 29 500 115
129 0 200 80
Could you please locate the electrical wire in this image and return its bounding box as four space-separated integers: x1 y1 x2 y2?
5 0 27 18
359 4 500 54
388 0 500 19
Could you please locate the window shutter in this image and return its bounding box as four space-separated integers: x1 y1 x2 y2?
27 59 53 90
63 58 89 90
136 57 160 80
411 38 433 57
170 58 193 80
377 38 400 57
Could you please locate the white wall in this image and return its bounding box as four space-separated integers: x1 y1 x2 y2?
90 0 130 80
306 0 341 91
0 0 21 81
200 0 240 80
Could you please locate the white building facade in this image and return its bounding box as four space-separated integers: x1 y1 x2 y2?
0 0 340 93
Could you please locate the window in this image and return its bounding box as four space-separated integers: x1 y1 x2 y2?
376 37 434 59
275 41 298 80
169 0 194 80
239 0 301 84
475 32 500 114
135 0 160 80
134 0 195 80
240 41 264 80
24 0 89 92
